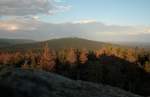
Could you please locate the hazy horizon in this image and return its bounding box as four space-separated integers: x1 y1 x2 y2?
0 0 150 42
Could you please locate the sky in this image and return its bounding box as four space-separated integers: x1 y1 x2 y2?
41 0 150 25
0 0 150 42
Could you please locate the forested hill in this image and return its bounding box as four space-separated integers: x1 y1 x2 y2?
0 38 109 51
1 37 149 51
0 38 35 48
45 38 107 50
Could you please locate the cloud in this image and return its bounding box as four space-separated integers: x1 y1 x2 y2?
0 19 150 42
54 0 66 3
31 16 40 20
73 19 97 24
0 19 41 32
0 0 69 16
0 23 19 32
48 5 71 14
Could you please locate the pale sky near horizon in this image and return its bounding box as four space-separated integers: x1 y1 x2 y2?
0 0 150 42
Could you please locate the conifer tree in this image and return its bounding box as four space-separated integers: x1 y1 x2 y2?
66 48 77 67
39 43 56 71
79 48 88 64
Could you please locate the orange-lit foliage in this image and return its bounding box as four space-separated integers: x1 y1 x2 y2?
12 52 24 65
0 45 148 70
125 48 137 63
79 48 88 64
39 43 56 71
0 52 24 66
0 53 14 65
0 45 150 96
94 46 139 63
95 49 104 58
66 48 77 66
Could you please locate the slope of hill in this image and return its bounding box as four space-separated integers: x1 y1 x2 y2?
0 38 35 48
113 41 150 50
45 37 107 50
1 37 150 52
0 38 109 51
0 68 142 97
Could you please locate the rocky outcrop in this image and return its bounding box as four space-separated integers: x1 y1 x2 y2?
0 68 142 97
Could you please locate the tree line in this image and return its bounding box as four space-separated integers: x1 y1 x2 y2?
0 43 150 96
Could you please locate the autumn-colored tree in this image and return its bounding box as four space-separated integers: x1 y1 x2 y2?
0 53 12 65
39 43 56 71
95 49 103 58
66 48 77 67
12 52 24 65
105 45 113 56
0 53 6 64
79 48 88 64
95 46 111 59
126 49 138 63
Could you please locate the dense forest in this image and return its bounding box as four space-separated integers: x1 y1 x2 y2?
0 43 150 96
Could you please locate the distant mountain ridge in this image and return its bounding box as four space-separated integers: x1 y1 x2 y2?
0 37 109 51
0 38 36 48
0 37 149 51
